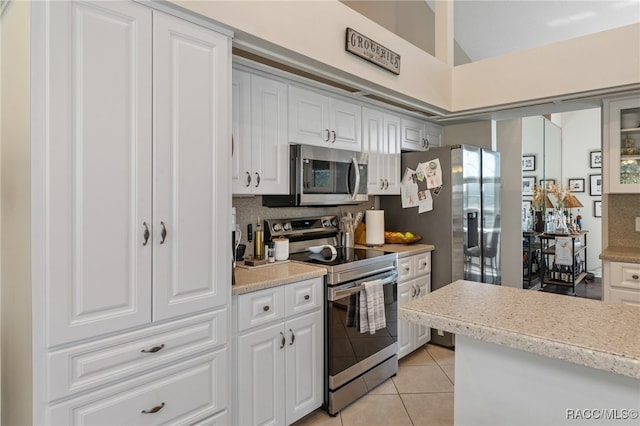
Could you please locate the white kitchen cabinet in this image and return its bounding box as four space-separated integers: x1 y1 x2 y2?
603 97 640 193
46 2 229 345
603 260 640 306
363 107 401 195
401 116 442 151
25 1 231 424
234 278 324 426
232 68 289 194
289 85 362 151
397 252 432 359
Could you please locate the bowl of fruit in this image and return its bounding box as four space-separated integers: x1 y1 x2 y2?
384 231 422 244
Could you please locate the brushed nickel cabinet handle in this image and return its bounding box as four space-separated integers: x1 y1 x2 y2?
384 179 389 189
160 222 167 245
411 286 416 298
142 222 150 246
245 171 251 187
255 172 261 188
380 179 384 190
289 329 295 345
331 130 336 143
141 402 165 414
280 332 286 349
141 344 165 353
324 129 330 142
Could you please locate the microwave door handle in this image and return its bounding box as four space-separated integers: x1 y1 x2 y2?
349 156 360 201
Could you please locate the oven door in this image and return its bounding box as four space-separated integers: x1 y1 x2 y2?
326 270 398 390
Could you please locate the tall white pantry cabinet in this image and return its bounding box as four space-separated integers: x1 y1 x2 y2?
2 1 232 424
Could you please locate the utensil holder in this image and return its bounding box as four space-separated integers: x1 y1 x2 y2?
342 231 354 248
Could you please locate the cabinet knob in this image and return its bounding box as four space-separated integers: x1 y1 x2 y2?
141 344 165 354
141 402 165 414
142 222 150 246
263 305 270 312
633 274 639 280
160 221 167 245
304 294 310 300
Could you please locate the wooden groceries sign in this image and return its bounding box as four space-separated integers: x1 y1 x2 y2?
346 27 400 75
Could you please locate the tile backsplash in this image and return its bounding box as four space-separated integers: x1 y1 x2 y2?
607 194 640 247
233 195 377 257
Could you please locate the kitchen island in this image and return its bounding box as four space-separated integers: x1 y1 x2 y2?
400 280 640 425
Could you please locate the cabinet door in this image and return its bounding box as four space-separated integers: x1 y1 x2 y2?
285 310 323 424
363 107 385 194
424 122 443 149
251 74 289 194
153 12 230 321
46 0 153 345
232 69 253 194
401 117 426 151
414 275 431 347
383 113 402 194
397 281 414 359
604 98 640 193
330 98 362 151
289 85 329 147
237 323 286 426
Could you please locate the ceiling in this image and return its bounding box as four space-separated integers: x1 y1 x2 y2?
452 0 640 62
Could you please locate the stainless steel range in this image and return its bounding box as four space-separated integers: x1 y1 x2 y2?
265 216 399 415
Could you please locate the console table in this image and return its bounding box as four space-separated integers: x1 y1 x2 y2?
539 231 588 295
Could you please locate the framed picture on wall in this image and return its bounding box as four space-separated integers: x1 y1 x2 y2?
522 155 536 171
593 200 602 218
568 178 585 193
522 176 536 195
590 174 602 196
590 150 602 168
540 179 555 191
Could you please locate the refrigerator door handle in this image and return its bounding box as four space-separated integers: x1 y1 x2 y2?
467 212 479 248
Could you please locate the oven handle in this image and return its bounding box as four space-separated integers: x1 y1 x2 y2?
328 270 398 301
347 156 361 201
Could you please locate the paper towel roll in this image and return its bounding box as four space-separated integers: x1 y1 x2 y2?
365 210 385 245
273 237 289 261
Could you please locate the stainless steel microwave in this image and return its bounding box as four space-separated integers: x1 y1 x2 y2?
263 145 368 207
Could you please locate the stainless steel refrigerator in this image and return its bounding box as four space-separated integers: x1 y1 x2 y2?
380 145 501 347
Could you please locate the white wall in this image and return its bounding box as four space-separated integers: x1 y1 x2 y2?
443 121 492 150
1 1 32 424
557 108 603 275
496 119 523 288
172 1 640 115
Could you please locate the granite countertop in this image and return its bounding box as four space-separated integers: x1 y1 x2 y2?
233 261 326 295
599 246 640 264
400 280 640 379
355 243 435 258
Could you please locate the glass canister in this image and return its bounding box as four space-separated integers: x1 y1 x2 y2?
622 134 635 155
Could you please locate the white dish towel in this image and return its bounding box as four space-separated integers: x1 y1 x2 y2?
555 237 573 266
358 279 386 334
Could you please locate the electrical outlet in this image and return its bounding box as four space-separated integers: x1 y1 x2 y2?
437 329 445 336
636 217 640 232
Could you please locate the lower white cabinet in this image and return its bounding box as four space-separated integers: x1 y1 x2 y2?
397 252 432 359
234 277 324 426
48 349 228 425
603 260 640 306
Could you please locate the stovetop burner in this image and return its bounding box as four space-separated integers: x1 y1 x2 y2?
288 246 388 267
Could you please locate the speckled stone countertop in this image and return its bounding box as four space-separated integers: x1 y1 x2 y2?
400 280 640 379
355 243 435 258
600 246 640 264
233 262 326 295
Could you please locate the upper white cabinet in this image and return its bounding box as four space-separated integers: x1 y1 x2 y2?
44 1 230 346
603 97 640 193
289 85 362 151
232 68 289 194
401 117 442 151
363 107 401 195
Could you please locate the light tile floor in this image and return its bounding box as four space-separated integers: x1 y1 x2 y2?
294 344 455 426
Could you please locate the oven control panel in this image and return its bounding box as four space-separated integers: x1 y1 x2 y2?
265 215 339 239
